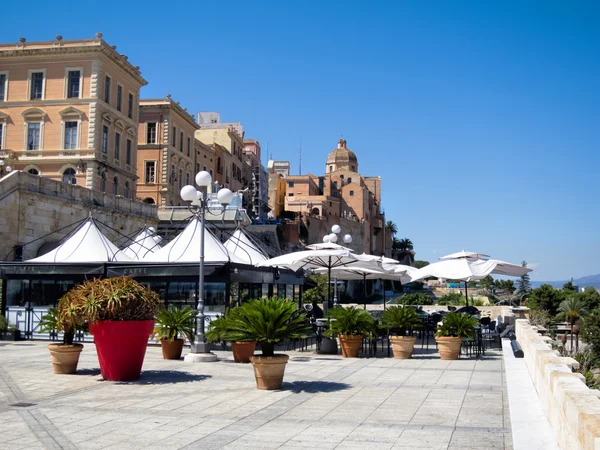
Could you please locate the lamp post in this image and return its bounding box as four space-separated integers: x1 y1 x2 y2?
325 224 352 308
180 171 233 363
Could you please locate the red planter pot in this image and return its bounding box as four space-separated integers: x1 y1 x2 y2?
89 320 154 381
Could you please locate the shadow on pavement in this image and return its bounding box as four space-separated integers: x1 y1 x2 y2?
284 380 350 393
76 368 102 376
113 371 212 385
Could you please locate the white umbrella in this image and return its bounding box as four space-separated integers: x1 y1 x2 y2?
256 249 378 312
440 250 490 261
409 258 531 307
306 242 353 251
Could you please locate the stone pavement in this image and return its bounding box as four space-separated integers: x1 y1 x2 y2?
0 341 512 449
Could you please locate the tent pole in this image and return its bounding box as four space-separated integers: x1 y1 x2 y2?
383 282 387 310
326 256 332 313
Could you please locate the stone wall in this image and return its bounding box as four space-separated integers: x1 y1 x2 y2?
515 319 600 450
0 171 158 261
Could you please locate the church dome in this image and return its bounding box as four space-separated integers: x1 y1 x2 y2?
326 139 358 172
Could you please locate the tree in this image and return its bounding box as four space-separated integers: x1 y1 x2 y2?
394 292 434 306
414 260 430 269
397 238 414 251
578 288 600 312
527 284 566 316
479 275 495 291
302 274 328 306
392 238 402 249
559 297 587 354
563 281 577 293
385 221 398 236
517 260 532 294
581 309 600 360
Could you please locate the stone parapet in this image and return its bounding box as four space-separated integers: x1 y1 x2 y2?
516 319 600 450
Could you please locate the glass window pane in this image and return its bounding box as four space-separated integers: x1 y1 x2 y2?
0 74 6 101
64 121 77 149
67 71 80 98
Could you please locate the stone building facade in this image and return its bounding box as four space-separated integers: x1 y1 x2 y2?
0 34 147 199
243 139 269 220
136 96 215 206
0 171 157 261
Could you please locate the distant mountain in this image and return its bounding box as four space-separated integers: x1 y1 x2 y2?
531 274 600 290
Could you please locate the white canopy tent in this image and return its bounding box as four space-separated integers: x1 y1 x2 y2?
117 227 162 261
223 228 269 265
142 217 245 264
28 219 132 263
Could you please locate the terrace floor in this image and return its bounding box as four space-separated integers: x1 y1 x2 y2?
0 341 514 450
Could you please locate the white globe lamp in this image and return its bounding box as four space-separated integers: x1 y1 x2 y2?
343 234 352 244
180 185 198 202
323 235 331 243
195 171 212 187
331 224 341 234
217 188 233 206
329 233 338 243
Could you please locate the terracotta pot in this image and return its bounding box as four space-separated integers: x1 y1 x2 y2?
249 354 289 390
90 320 154 381
48 343 83 374
338 335 363 358
161 339 184 360
390 336 417 359
232 342 256 363
435 336 463 360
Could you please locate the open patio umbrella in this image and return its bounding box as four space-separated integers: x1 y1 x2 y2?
409 258 531 307
439 250 490 261
256 249 378 312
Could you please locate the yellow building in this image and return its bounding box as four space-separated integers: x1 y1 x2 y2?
0 34 147 197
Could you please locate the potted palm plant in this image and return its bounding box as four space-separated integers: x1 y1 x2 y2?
39 307 86 374
60 276 161 381
224 298 311 389
152 305 196 360
380 305 422 359
325 306 376 358
206 308 257 363
435 312 478 360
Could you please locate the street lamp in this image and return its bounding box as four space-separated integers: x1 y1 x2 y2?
329 225 352 307
0 160 12 177
180 171 233 363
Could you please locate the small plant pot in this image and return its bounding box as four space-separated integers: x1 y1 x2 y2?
435 336 463 360
249 354 289 390
390 336 417 359
161 339 184 360
232 342 256 363
48 343 84 374
338 335 363 358
319 337 338 355
0 330 22 341
90 320 154 381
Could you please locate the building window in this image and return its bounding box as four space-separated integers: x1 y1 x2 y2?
347 177 352 184
333 181 338 189
101 126 108 154
113 176 119 195
333 192 338 197
116 85 123 111
147 122 157 144
104 76 111 104
67 70 81 98
288 193 294 197
124 181 130 198
186 173 190 185
64 121 78 149
172 126 176 147
27 123 41 150
349 190 354 196
170 165 175 186
196 163 200 173
0 73 6 101
128 93 134 119
209 169 213 177
180 131 183 152
114 132 121 160
30 72 44 99
63 168 77 184
100 172 106 192
187 137 191 156
0 123 3 149
289 181 294 187
145 161 156 183
351 166 355 171
126 139 132 165
178 169 183 190
28 168 39 175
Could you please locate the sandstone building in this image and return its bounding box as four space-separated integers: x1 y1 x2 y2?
0 34 147 198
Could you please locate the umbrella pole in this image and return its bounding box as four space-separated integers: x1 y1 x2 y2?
465 283 469 308
383 283 387 310
363 274 367 310
326 257 332 313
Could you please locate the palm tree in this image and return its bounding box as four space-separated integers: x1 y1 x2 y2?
559 297 587 354
385 221 398 236
397 238 414 251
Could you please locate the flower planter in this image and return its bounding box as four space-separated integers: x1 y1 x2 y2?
390 335 417 359
48 343 83 374
249 354 289 390
435 336 463 360
232 342 256 363
319 337 338 355
161 338 184 360
0 330 22 341
90 320 154 381
338 335 363 358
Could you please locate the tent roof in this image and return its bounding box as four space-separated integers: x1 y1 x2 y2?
28 219 132 263
117 227 162 261
142 217 244 264
223 229 268 265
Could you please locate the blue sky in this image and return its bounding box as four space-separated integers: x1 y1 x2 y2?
2 1 599 281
